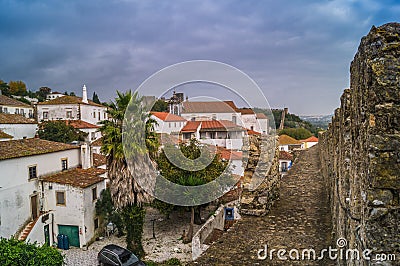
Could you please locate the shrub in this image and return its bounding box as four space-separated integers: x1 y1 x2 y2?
0 238 64 266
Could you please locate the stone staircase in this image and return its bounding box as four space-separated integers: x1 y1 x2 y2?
18 217 39 241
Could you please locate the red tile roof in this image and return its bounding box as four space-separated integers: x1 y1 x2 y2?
301 136 319 142
200 120 244 131
0 113 37 124
38 95 105 107
181 121 201 132
91 136 103 146
64 120 99 129
151 112 186 122
181 120 244 132
41 167 106 188
279 151 293 160
247 129 261 135
0 95 31 107
93 153 106 167
217 147 242 160
0 138 79 160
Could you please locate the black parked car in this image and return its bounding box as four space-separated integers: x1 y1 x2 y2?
98 244 146 266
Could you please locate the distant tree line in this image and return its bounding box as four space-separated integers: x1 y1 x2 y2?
0 79 103 105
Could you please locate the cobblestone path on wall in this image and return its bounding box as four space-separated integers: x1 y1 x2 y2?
193 145 333 265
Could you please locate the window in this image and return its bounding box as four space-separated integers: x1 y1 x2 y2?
92 187 97 201
93 112 96 118
43 112 48 119
29 110 33 118
66 111 72 118
28 166 37 179
20 109 24 116
3 107 7 114
104 113 106 119
56 191 66 206
61 158 68 171
94 218 99 229
91 132 96 140
15 109 19 114
0 107 2 113
98 112 100 120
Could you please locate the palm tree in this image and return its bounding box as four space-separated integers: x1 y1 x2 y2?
100 91 158 257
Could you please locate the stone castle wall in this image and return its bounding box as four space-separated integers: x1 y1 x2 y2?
319 23 400 265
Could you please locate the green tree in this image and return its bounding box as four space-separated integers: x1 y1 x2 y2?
0 80 10 96
38 121 87 143
95 188 125 237
8 80 27 96
69 92 76 96
0 237 64 266
99 91 158 257
151 99 168 112
36 87 52 102
155 139 229 243
92 91 101 104
278 127 313 140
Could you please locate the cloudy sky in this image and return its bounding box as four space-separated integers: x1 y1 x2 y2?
0 0 398 115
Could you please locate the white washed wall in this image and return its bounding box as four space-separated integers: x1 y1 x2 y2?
0 124 37 139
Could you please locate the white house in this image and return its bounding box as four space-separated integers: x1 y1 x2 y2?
255 113 268 134
37 85 107 125
181 120 245 150
181 101 240 124
0 113 37 140
300 136 319 149
0 139 80 241
151 111 186 134
46 92 65 101
40 167 106 248
91 137 103 154
278 134 302 152
279 150 293 174
0 139 106 248
0 95 34 118
218 147 244 176
64 120 101 142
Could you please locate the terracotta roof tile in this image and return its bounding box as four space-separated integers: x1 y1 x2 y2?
0 130 13 139
181 121 201 132
93 153 106 167
200 120 244 131
278 134 301 145
0 138 79 160
301 136 319 142
91 136 103 146
38 95 105 107
0 95 31 108
151 112 186 122
247 129 261 135
217 147 242 160
0 113 37 124
41 167 106 188
64 120 99 129
279 150 293 160
182 101 237 113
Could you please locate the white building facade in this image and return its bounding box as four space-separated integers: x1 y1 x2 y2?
0 95 34 118
37 85 107 125
0 113 37 140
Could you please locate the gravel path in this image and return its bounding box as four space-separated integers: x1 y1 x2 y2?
63 206 215 265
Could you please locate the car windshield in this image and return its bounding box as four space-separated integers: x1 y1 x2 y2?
121 253 139 265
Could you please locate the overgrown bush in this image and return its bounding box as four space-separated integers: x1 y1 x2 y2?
0 238 64 266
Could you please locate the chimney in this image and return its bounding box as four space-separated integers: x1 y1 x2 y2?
80 143 92 169
82 84 88 104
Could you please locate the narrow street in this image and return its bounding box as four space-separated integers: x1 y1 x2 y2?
193 145 333 265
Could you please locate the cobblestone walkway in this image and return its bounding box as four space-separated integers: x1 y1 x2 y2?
193 145 333 265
